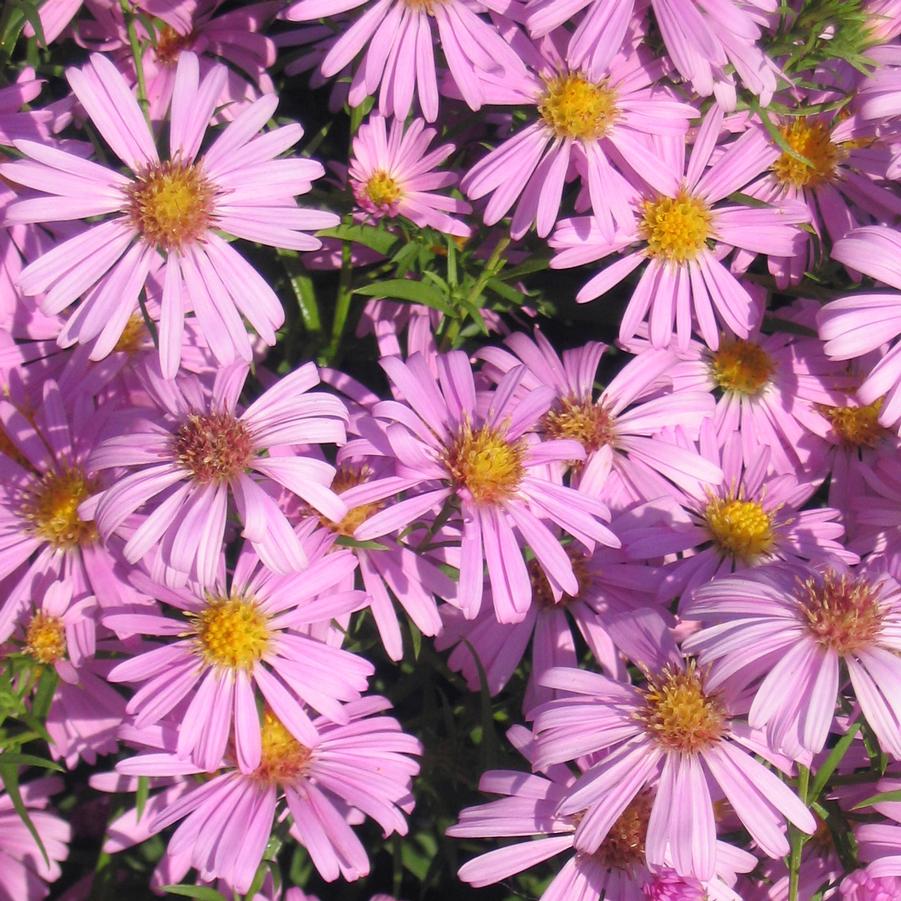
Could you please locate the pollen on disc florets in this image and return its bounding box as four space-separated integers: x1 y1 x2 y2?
529 546 590 608
364 170 403 210
24 612 66 665
193 596 270 670
543 397 616 454
21 466 100 549
585 791 652 872
322 464 384 537
797 570 884 655
640 190 712 264
639 661 727 753
173 412 254 484
154 25 194 66
113 314 149 355
539 73 619 142
704 495 775 562
819 399 887 448
127 160 214 250
772 120 847 189
444 422 526 505
254 711 313 784
710 338 776 397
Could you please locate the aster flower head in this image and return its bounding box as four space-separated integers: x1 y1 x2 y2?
105 538 370 772
116 697 420 891
0 51 339 377
531 608 816 881
349 114 471 237
550 106 810 350
88 360 348 587
352 350 620 623
685 561 901 759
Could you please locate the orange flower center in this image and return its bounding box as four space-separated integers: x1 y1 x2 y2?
254 711 313 783
24 612 66 664
444 423 525 505
543 398 616 453
710 339 775 397
21 467 99 549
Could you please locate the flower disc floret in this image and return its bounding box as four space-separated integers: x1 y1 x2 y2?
543 398 616 453
705 496 774 561
173 412 254 484
365 170 403 208
22 467 99 549
529 547 590 608
772 120 846 188
797 570 884 654
253 711 313 784
24 612 66 664
820 400 886 447
639 662 727 753
155 25 193 66
539 74 618 142
710 339 775 396
444 423 525 504
640 191 712 264
590 791 651 871
322 465 384 537
126 160 215 250
193 597 270 670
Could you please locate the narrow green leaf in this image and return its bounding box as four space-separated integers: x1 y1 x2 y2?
0 763 48 866
335 535 389 550
31 667 58 721
853 787 901 810
0 752 62 772
318 224 398 256
809 720 862 804
136 775 150 821
353 279 453 315
161 885 227 900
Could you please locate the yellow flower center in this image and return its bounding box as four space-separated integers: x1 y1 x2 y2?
322 464 384 537
21 467 99 549
444 423 525 505
127 161 214 250
798 570 884 655
771 120 847 189
639 662 726 753
588 791 652 871
543 398 615 454
193 597 269 670
705 496 774 562
24 612 66 664
113 314 148 355
365 170 403 208
710 339 775 397
819 399 886 448
539 73 619 142
640 191 712 264
254 711 312 783
173 412 254 484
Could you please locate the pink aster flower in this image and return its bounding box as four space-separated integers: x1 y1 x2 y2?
116 697 420 891
283 0 526 122
0 777 70 900
352 350 620 623
461 32 697 239
105 538 370 772
839 869 901 899
818 226 901 431
531 608 816 880
475 329 721 508
0 52 338 376
349 114 471 237
87 360 348 586
685 561 901 759
549 106 810 350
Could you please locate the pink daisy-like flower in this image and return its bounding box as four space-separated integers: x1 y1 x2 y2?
475 329 721 508
449 723 757 897
116 697 420 891
349 114 471 237
87 360 348 586
352 350 620 623
531 608 816 880
0 777 70 900
625 425 854 601
0 51 338 376
105 538 370 772
283 0 526 122
461 32 698 239
549 106 810 350
818 226 901 431
685 561 901 759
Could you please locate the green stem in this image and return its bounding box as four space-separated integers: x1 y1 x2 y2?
788 763 810 901
118 0 150 124
323 218 353 365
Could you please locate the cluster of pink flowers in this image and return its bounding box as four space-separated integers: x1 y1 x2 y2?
2 0 901 898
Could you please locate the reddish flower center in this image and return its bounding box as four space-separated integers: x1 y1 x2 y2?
797 570 884 655
539 74 619 141
173 412 254 484
819 399 887 448
24 612 66 664
640 191 712 263
772 120 847 188
710 339 775 396
127 161 214 250
155 25 194 66
254 711 313 784
704 496 774 562
193 596 270 670
444 423 525 504
543 397 615 453
21 467 99 549
639 662 726 753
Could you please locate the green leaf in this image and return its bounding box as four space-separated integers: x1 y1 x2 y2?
853 787 901 810
16 0 44 47
353 278 453 315
136 775 150 821
31 667 58 721
0 752 62 772
497 257 551 281
161 885 227 900
461 640 498 771
334 535 389 551
809 720 862 804
318 224 398 256
0 763 48 866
